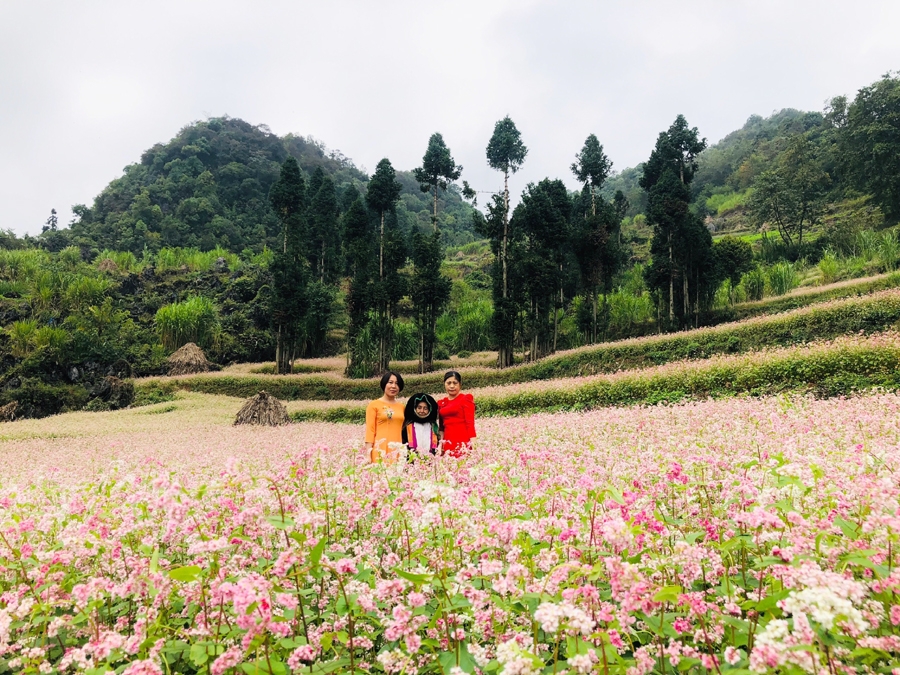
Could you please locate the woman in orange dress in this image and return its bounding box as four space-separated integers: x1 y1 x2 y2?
364 372 406 463
437 370 476 457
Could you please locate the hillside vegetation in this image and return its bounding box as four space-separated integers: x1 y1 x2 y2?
2 71 899 417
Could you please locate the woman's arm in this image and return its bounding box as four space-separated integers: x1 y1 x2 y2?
365 402 377 461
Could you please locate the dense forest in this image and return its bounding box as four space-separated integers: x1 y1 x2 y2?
1 71 898 417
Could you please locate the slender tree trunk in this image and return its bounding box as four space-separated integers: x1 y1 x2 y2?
553 305 559 353
502 170 509 299
695 266 700 327
320 240 325 283
379 212 386 372
592 290 598 344
433 185 439 232
668 237 674 324
419 324 425 375
499 169 513 368
591 186 596 217
276 325 283 375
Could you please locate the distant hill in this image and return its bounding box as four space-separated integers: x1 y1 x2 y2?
601 108 834 235
63 117 478 255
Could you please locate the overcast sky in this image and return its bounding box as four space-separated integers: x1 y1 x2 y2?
2 0 899 236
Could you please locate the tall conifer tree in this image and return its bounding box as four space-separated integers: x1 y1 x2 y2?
269 157 309 373
571 135 616 341
411 133 460 372
485 117 528 368
640 116 712 326
365 159 404 372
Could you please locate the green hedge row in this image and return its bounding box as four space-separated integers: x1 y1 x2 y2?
288 339 900 423
512 288 900 381
140 289 900 402
706 271 900 323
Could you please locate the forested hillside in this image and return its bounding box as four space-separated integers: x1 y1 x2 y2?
44 117 479 254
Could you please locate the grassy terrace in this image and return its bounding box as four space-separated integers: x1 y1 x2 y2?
136 286 900 403
285 332 900 421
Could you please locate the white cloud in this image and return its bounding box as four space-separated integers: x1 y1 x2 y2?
1 0 899 235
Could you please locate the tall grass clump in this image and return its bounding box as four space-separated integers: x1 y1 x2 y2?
95 250 144 273
767 261 798 296
155 296 220 352
740 266 766 301
0 248 50 281
64 275 113 309
818 250 841 284
153 247 241 273
879 230 900 271
607 288 654 332
391 321 418 360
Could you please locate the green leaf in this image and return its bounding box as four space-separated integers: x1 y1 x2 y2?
834 517 859 540
267 515 296 530
168 565 202 583
652 585 682 603
241 659 287 675
839 553 878 571
320 632 333 653
149 546 159 574
438 645 477 674
755 589 790 612
305 657 350 673
395 568 433 584
566 636 590 658
309 538 326 569
190 643 209 667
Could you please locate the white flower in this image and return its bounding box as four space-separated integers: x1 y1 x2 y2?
781 587 868 632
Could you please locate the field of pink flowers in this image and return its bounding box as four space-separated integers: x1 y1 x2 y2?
1 393 900 674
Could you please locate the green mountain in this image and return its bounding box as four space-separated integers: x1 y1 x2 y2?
61 117 478 255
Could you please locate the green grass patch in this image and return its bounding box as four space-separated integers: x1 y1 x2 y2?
131 381 179 407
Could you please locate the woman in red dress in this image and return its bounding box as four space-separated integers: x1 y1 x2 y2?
437 370 475 457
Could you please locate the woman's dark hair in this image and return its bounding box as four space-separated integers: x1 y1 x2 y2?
443 370 462 384
380 371 405 392
404 393 439 424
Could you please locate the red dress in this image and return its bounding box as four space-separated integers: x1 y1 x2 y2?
437 393 476 457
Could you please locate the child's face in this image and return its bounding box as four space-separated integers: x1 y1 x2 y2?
414 402 430 418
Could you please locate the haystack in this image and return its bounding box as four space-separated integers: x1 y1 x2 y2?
234 391 290 426
0 401 17 422
167 342 212 376
97 258 118 273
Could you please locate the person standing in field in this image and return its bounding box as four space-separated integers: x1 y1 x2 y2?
402 393 442 458
364 372 405 463
437 370 475 457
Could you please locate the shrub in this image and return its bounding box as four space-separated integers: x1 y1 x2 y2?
0 378 90 418
131 380 179 407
